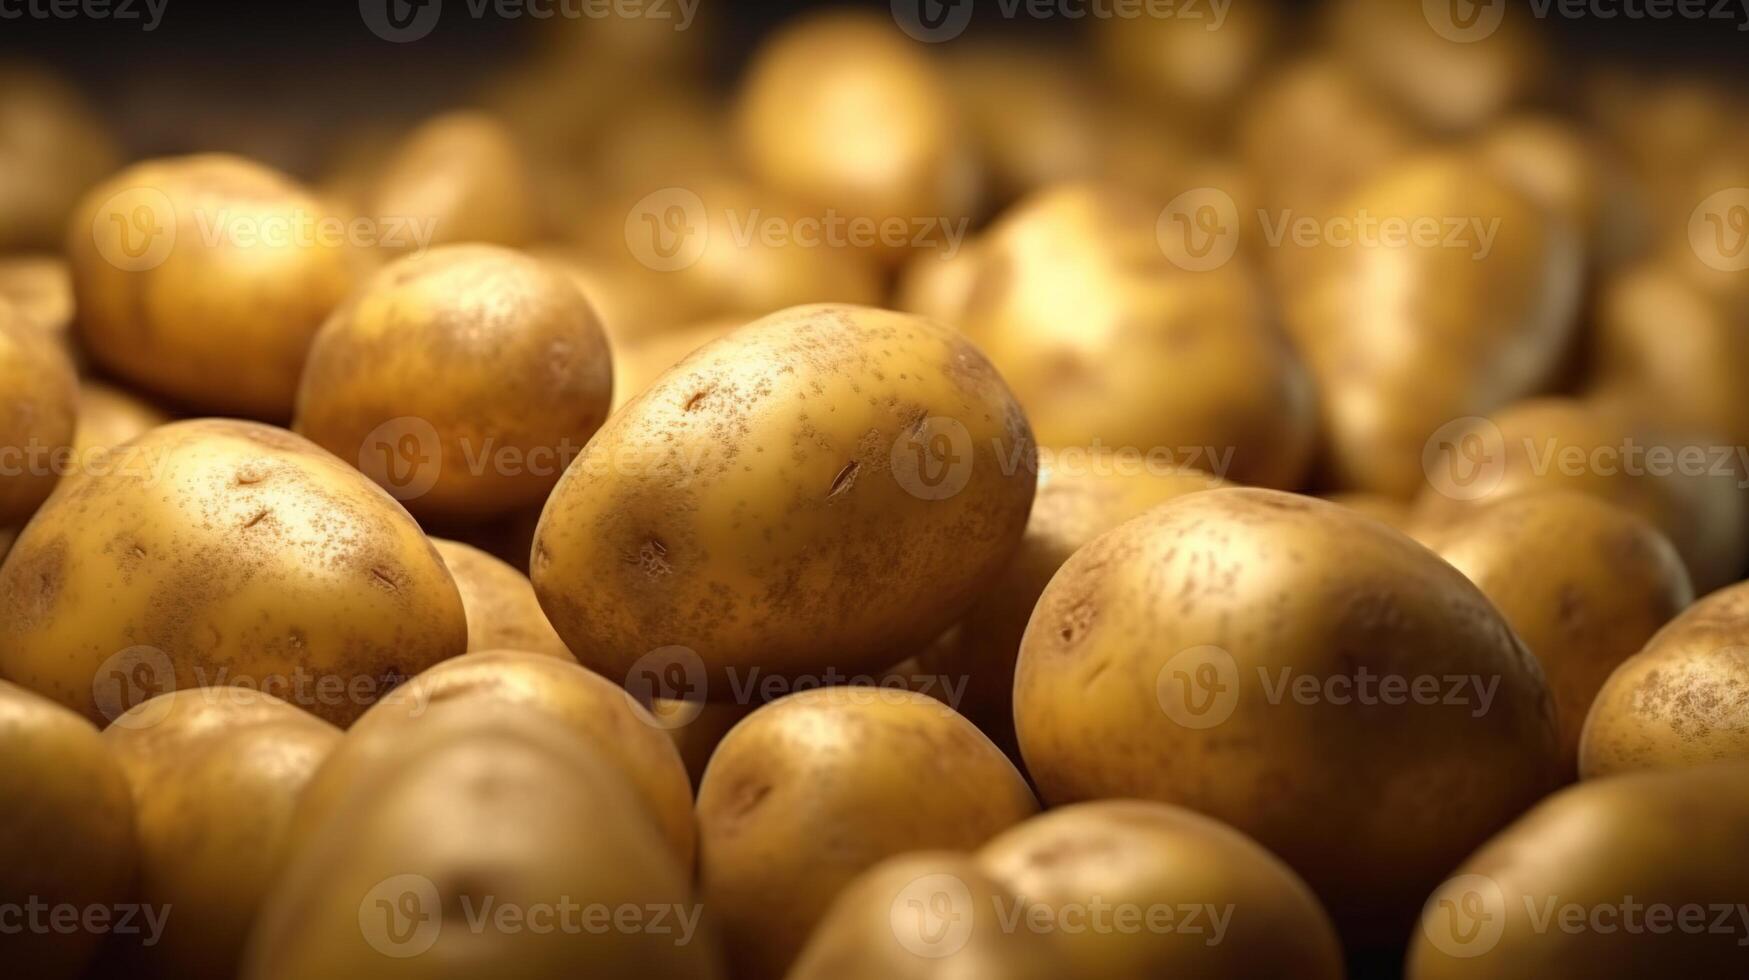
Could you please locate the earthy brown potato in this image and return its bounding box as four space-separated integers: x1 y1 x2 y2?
0 680 137 980
609 317 741 412
1580 580 1749 778
69 154 368 419
102 689 341 980
0 419 468 726
0 67 117 252
1014 488 1560 944
1427 491 1692 772
0 300 78 522
366 111 540 250
532 304 1036 692
696 687 1038 979
976 801 1344 979
429 538 570 658
294 244 612 521
1408 764 1749 979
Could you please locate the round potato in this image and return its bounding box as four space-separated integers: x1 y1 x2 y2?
294 244 612 521
977 800 1344 979
531 303 1036 691
102 689 341 980
0 67 117 252
0 419 468 726
366 111 540 250
69 154 368 419
0 300 78 523
429 538 569 658
1014 488 1560 944
697 687 1038 979
1580 580 1749 778
1408 764 1749 979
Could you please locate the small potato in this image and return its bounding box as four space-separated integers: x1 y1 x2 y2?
1427 491 1693 772
101 689 341 980
0 301 78 522
697 687 1038 979
976 800 1344 979
1580 580 1749 778
609 317 741 412
1014 489 1560 944
0 680 136 980
532 303 1036 691
1408 764 1749 979
0 67 117 252
69 154 368 419
294 244 612 521
0 419 468 726
366 111 540 250
429 538 569 658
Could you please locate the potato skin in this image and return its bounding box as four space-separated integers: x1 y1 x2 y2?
101 689 341 980
0 302 78 523
0 419 468 726
1408 765 1749 979
71 381 170 462
1580 580 1749 778
696 687 1038 980
429 538 570 658
531 303 1035 691
1014 488 1560 944
366 111 540 250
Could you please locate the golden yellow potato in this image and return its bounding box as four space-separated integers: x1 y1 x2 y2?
0 253 75 341
1409 764 1749 979
1427 491 1692 772
1095 0 1276 122
429 538 569 658
976 800 1344 979
697 687 1037 979
0 680 136 980
294 244 612 521
1580 580 1749 778
69 154 368 419
0 301 77 523
247 704 721 980
1014 488 1560 943
532 303 1036 691
71 380 169 461
893 240 983 327
101 689 341 980
0 67 117 252
609 317 741 412
291 650 694 866
0 419 467 726
1476 116 1646 270
787 851 1068 980
366 111 540 250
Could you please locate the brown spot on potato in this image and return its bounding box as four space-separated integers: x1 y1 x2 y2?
828 461 859 499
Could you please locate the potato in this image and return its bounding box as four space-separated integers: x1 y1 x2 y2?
429 538 569 658
531 303 1035 691
101 689 341 980
1580 580 1749 778
0 419 467 726
290 651 694 867
894 241 983 327
609 317 741 412
976 800 1344 979
787 851 1068 980
942 41 1105 203
69 154 368 419
696 687 1037 979
71 380 170 463
0 300 78 523
649 697 753 788
0 524 14 562
0 67 117 252
366 111 540 250
1094 0 1276 123
0 680 136 980
1322 491 1415 534
1476 116 1646 270
293 243 612 521
917 460 1229 759
0 254 75 341
246 703 721 980
1427 491 1692 772
1408 764 1749 978
1014 488 1560 944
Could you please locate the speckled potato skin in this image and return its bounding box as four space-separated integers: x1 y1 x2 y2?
367 111 540 251
0 419 468 726
429 538 571 658
294 244 613 522
0 680 136 980
696 688 1038 980
976 801 1344 980
101 689 341 980
531 303 1036 691
68 155 368 420
1014 488 1560 945
1580 581 1749 778
1428 491 1692 773
289 650 694 867
1408 765 1749 980
0 302 78 523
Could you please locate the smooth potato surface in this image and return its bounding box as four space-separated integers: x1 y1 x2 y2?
429 538 570 658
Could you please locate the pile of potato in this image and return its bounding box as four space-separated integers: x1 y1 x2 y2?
3 3 1749 978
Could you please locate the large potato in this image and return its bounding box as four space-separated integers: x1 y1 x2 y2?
0 419 467 726
294 244 612 521
0 67 117 252
0 680 136 980
696 687 1037 979
1408 764 1749 978
1014 488 1560 944
429 538 569 658
366 111 540 250
101 689 341 980
0 300 78 523
531 303 1035 690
